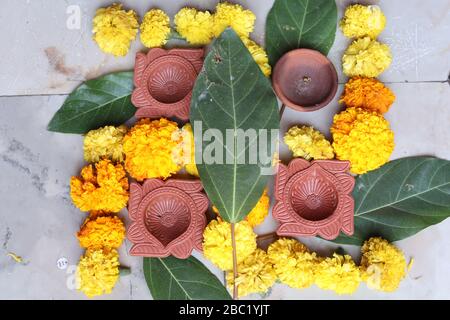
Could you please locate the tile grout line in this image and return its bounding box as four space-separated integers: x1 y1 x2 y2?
1 79 448 99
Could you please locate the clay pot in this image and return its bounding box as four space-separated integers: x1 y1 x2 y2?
127 179 209 259
273 159 354 240
272 49 338 112
132 48 204 121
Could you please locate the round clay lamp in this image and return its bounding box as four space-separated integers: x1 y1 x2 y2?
272 49 338 112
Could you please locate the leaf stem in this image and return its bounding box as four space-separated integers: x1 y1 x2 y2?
169 30 187 41
256 231 278 242
231 223 238 300
256 232 278 250
119 266 131 276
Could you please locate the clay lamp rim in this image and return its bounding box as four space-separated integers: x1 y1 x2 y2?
131 48 204 121
137 186 198 250
127 179 208 259
273 159 355 240
272 49 338 112
285 163 342 226
142 54 198 106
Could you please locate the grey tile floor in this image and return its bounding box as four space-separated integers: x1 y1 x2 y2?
0 0 449 299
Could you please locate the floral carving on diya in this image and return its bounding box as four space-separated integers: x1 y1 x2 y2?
127 179 208 259
273 158 355 240
132 48 204 121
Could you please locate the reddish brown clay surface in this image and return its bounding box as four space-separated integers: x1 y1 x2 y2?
127 179 209 259
273 159 355 240
132 48 204 121
272 49 338 112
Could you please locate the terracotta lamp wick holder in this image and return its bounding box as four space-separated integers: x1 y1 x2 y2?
273 159 355 240
127 179 209 259
131 48 204 121
272 49 338 112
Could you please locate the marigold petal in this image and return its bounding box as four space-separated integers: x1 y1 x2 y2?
83 125 127 163
175 8 214 45
340 77 395 114
240 37 271 77
140 9 170 48
315 253 361 295
360 237 407 292
203 220 257 271
92 4 139 56
77 248 120 297
226 249 276 297
331 107 394 174
181 123 199 177
284 125 334 160
213 2 255 38
268 238 318 289
123 118 183 180
340 4 386 39
70 159 129 212
342 37 392 78
77 215 126 249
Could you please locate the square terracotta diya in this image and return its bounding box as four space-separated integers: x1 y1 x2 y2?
273 159 355 240
127 179 209 259
131 48 204 121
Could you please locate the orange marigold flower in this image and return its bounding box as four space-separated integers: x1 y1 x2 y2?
70 159 129 213
340 77 395 113
77 215 126 249
123 118 183 181
88 210 111 218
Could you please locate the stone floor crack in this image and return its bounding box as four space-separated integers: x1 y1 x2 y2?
2 227 12 251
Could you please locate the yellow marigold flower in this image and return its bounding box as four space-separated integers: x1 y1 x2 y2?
92 4 139 57
360 237 407 292
284 125 334 161
340 4 386 39
343 37 392 78
213 2 256 38
226 249 276 297
340 77 396 114
123 118 183 181
83 125 127 163
77 215 125 249
181 123 199 177
268 238 318 289
140 9 171 48
203 219 257 271
77 248 119 298
70 159 129 212
175 8 214 45
241 37 272 77
245 188 270 227
315 253 361 295
331 107 394 174
212 189 270 227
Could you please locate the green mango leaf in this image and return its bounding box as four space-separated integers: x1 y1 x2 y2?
266 0 337 66
47 72 135 134
333 157 450 246
143 256 231 300
190 29 280 223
